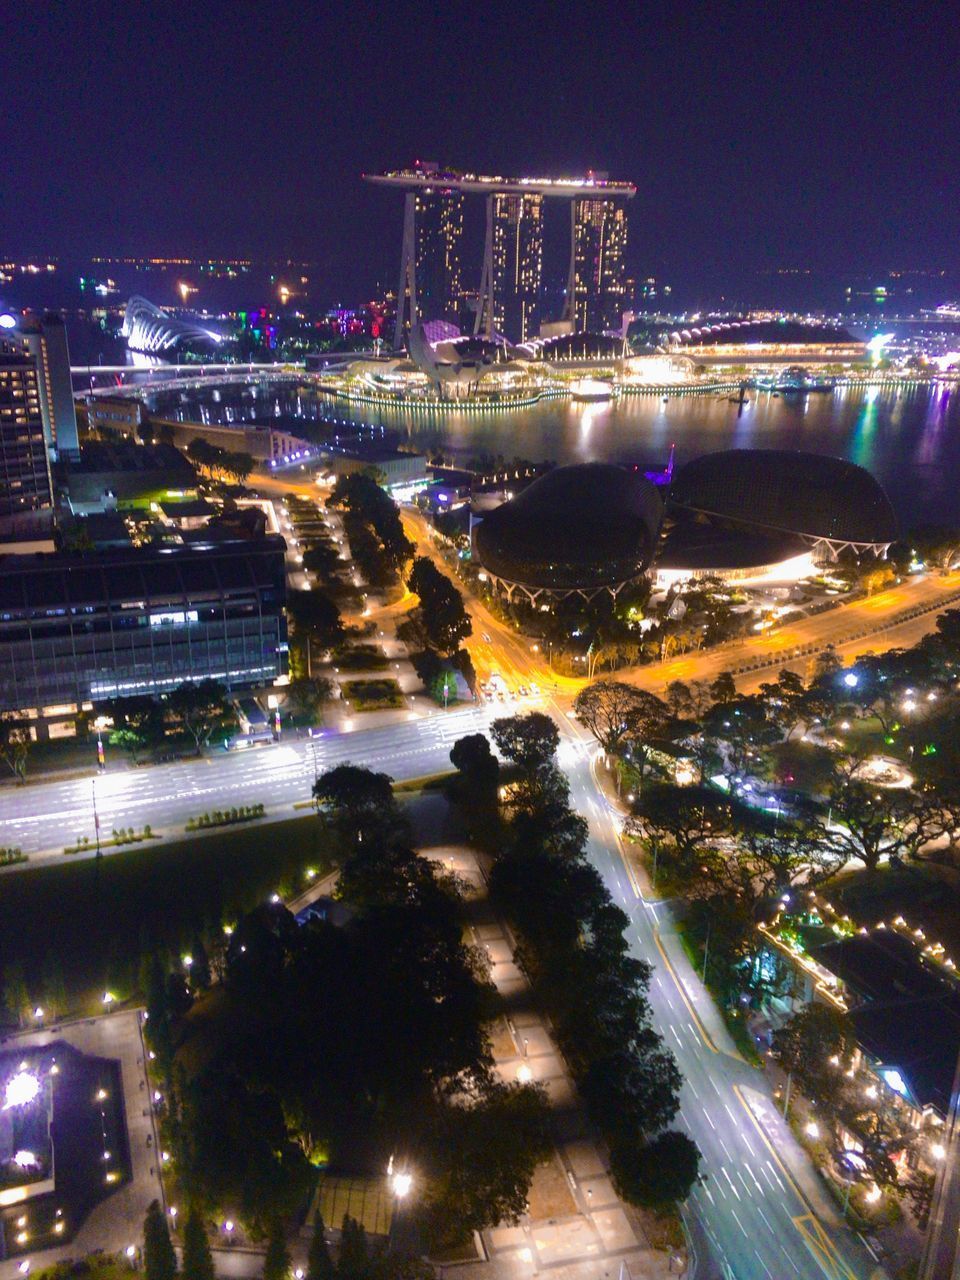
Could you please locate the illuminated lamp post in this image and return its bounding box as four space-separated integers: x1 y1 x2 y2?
94 715 109 770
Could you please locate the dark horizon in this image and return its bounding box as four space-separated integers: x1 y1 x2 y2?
3 2 959 306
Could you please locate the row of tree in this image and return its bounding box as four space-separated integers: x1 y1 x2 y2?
451 712 700 1207
328 473 414 590
186 437 256 483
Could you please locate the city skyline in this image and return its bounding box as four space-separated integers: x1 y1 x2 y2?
2 3 958 306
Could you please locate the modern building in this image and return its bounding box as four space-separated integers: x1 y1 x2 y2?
365 167 635 347
320 446 427 488
121 295 226 355
0 341 54 517
15 312 81 459
660 319 867 367
84 393 143 436
476 192 543 342
669 449 898 560
0 536 288 727
473 462 662 603
570 198 629 333
413 186 464 329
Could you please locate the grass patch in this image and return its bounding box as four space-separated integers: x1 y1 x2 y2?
392 770 455 794
331 642 388 671
0 816 334 1018
341 678 405 711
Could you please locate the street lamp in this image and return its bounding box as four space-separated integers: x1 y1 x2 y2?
94 715 110 770
391 1171 413 1200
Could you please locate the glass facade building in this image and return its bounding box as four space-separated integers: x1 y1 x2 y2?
573 198 629 332
414 188 464 326
0 536 288 714
0 343 54 517
491 193 543 342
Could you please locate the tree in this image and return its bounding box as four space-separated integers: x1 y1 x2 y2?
407 557 472 654
312 763 407 849
287 590 344 653
450 733 500 792
189 936 211 991
2 961 30 1027
263 1220 291 1280
103 695 165 763
0 714 31 782
306 1212 335 1280
143 1199 177 1280
574 681 667 759
285 676 335 723
182 1207 215 1280
429 1081 551 1234
491 712 559 776
41 952 68 1021
337 1216 369 1279
610 1131 700 1206
771 1003 854 1107
168 680 230 754
817 773 941 872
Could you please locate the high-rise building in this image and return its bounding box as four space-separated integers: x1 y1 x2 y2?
571 198 629 332
16 313 80 460
489 193 543 342
0 341 54 517
413 188 464 327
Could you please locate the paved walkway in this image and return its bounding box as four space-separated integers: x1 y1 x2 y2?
0 1010 163 1279
433 845 682 1280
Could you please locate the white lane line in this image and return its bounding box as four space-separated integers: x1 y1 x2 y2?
765 1160 786 1193
718 1136 733 1160
756 1204 775 1233
721 1167 741 1201
669 1024 683 1048
702 1108 716 1130
755 1252 774 1278
782 1245 801 1274
730 1208 748 1237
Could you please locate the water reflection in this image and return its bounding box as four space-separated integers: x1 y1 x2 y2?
151 381 960 525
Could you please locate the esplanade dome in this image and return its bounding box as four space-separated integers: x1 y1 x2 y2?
474 463 663 596
669 449 897 552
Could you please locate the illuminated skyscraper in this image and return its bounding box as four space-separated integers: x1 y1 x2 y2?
0 340 54 517
16 313 80 460
474 193 543 342
391 182 464 345
570 198 629 332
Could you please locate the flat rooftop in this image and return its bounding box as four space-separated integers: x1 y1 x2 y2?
365 168 636 198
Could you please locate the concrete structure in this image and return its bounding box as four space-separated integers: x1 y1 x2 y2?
60 441 197 511
84 394 143 436
366 166 635 346
321 446 426 487
0 342 53 517
0 535 287 721
150 415 311 464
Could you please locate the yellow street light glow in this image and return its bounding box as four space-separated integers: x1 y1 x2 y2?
392 1171 413 1199
932 1143 947 1160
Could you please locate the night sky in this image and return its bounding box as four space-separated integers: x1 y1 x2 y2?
4 2 958 302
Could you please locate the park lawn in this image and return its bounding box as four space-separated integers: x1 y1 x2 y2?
341 678 406 711
828 861 960 959
0 816 334 1018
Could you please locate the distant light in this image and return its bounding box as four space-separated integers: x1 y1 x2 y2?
126 1246 137 1259
932 1143 947 1161
843 672 859 688
13 1150 37 1168
0 313 17 329
880 1067 908 1096
4 1072 40 1109
392 1171 413 1199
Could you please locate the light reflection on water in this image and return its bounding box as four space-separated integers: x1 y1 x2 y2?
151 381 960 525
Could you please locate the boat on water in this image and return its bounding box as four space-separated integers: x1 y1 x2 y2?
570 377 614 403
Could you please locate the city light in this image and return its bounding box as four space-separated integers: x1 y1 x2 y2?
932 1143 947 1161
4 1072 40 1109
392 1171 413 1199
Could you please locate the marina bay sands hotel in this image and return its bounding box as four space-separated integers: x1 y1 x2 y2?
364 165 635 350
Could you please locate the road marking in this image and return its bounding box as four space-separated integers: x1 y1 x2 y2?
722 1167 741 1200
792 1214 859 1280
651 928 721 1056
730 1208 748 1237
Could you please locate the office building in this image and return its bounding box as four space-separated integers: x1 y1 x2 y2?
0 340 54 517
571 198 629 332
16 312 80 460
485 193 543 341
0 536 288 725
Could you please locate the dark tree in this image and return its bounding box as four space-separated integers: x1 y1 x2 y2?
312 763 406 848
407 557 472 654
263 1220 291 1280
491 712 559 775
168 680 230 754
0 714 31 782
306 1212 335 1280
182 1207 215 1280
103 695 166 763
574 681 667 758
287 590 345 652
450 733 500 792
610 1131 700 1206
143 1199 177 1280
771 1003 854 1107
337 1216 370 1279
